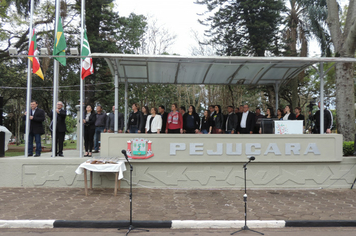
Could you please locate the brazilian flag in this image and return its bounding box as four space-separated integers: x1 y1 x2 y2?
53 16 67 66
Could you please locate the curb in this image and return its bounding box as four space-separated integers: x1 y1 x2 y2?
285 220 356 227
171 220 285 229
54 220 171 228
0 220 55 229
1 220 356 229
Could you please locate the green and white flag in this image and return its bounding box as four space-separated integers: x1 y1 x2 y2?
81 30 94 79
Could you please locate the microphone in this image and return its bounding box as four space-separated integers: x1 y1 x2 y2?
247 156 255 161
122 149 129 161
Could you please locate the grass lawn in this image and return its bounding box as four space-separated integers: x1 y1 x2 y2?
4 140 77 157
4 152 25 157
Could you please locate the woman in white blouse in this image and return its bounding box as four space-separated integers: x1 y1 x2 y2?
145 107 162 134
283 105 296 120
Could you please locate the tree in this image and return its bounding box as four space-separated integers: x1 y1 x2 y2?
325 0 356 140
139 17 177 55
79 0 147 106
0 0 147 141
196 0 286 56
283 0 310 110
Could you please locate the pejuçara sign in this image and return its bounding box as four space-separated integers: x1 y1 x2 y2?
100 134 342 162
169 142 321 156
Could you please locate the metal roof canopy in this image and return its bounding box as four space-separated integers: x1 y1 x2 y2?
90 53 356 135
91 53 356 86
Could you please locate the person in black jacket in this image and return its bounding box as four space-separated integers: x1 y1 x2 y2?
212 105 224 133
159 105 168 132
141 106 149 133
225 106 237 134
200 110 213 134
24 100 45 157
93 105 107 153
237 104 255 134
183 105 200 134
127 103 144 133
295 106 305 131
49 101 67 157
106 106 124 133
283 105 296 120
83 105 96 157
312 102 332 134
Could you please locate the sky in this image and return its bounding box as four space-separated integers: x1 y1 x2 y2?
115 0 207 56
115 0 349 57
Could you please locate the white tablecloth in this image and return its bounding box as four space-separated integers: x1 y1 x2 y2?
75 160 126 180
0 126 12 151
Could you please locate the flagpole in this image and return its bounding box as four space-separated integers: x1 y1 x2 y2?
52 0 60 158
79 0 85 158
25 0 35 157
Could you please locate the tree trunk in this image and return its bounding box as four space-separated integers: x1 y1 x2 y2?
266 85 276 113
326 0 356 141
290 78 298 110
335 62 355 141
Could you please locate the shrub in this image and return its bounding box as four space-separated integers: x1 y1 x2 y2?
343 141 354 156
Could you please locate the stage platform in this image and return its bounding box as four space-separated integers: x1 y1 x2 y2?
1 134 355 189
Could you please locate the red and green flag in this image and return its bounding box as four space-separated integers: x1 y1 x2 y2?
81 30 94 79
28 29 44 80
53 16 67 66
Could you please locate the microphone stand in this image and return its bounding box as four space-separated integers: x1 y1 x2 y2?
231 158 264 235
119 150 149 236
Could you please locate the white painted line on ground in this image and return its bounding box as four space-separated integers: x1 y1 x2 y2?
0 220 55 228
171 220 286 229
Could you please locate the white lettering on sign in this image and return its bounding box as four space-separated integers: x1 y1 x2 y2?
226 143 242 155
207 143 223 155
246 143 261 155
170 143 186 155
304 143 321 155
169 142 321 156
264 143 281 155
190 143 204 155
285 143 301 155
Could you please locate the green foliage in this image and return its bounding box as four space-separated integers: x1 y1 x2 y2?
0 0 147 141
8 0 41 16
343 141 354 156
197 0 286 56
296 0 332 56
65 115 77 134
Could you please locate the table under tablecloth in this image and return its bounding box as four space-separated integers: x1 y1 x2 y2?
75 160 126 179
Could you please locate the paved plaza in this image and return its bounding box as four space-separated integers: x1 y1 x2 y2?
0 187 355 222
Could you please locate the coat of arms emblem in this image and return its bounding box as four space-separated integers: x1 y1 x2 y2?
126 138 154 159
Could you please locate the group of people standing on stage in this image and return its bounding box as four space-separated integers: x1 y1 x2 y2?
23 100 333 157
23 100 67 157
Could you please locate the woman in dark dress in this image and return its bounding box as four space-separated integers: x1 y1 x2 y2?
141 106 149 133
183 105 200 134
264 107 276 119
295 106 305 131
212 105 224 133
277 108 284 120
83 105 96 157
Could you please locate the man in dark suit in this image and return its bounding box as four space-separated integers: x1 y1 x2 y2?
237 104 255 134
312 102 332 134
49 101 67 157
225 106 237 134
24 100 45 157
